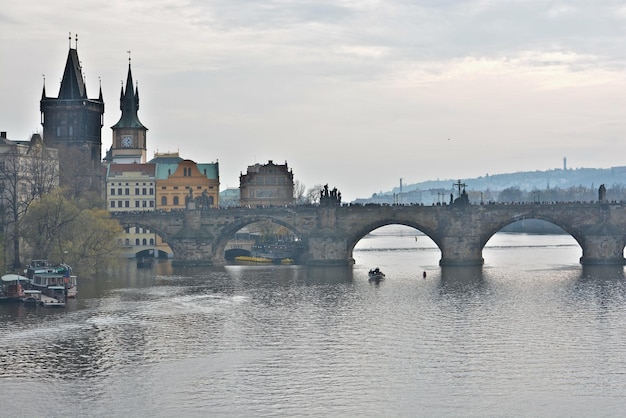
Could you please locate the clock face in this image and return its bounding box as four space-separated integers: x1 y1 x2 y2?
121 135 133 147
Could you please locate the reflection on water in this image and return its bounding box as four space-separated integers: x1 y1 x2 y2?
1 233 626 416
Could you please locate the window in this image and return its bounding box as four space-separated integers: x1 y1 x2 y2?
111 189 115 195
135 188 139 195
117 201 122 208
125 201 130 208
135 201 140 208
142 188 146 195
142 201 147 207
142 239 147 245
149 238 154 245
118 188 122 195
125 188 130 195
149 188 154 194
135 239 140 245
110 201 115 208
173 196 179 205
125 239 130 245
149 201 154 207
161 196 167 206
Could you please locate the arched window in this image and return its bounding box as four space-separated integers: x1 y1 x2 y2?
161 196 167 206
149 238 154 245
125 238 130 245
173 196 179 205
142 239 147 245
135 239 140 245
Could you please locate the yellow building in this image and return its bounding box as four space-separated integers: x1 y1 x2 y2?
151 152 219 211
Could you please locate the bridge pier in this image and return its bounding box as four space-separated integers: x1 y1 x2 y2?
579 234 626 265
170 239 214 267
438 236 484 266
304 236 354 266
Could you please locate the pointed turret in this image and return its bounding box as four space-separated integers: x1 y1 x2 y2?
40 36 105 165
110 56 148 164
58 48 87 99
111 62 146 129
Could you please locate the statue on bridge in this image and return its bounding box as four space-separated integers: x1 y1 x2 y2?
320 184 342 206
599 184 607 203
453 179 469 205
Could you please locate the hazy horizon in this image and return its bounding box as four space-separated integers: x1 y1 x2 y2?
3 1 626 201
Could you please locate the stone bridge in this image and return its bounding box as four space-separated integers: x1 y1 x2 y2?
112 202 626 266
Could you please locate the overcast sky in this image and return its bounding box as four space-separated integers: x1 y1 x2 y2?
3 1 626 201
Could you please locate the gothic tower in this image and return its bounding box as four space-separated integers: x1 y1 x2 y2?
109 56 148 164
40 34 105 163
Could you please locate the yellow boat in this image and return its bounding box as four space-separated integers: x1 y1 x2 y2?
235 256 272 264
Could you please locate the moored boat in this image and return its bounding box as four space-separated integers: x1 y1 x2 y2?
235 255 273 264
0 274 29 302
39 286 67 307
21 289 42 304
25 260 76 305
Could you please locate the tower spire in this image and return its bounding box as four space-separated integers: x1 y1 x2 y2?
112 54 146 130
41 74 46 99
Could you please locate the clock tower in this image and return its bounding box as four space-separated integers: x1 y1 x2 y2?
110 56 147 163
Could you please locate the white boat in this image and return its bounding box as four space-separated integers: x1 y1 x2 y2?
39 286 67 307
25 260 74 307
26 260 77 300
21 289 42 304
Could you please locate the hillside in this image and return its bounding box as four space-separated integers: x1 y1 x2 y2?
353 166 626 204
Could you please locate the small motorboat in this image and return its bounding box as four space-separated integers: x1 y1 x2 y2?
368 268 385 280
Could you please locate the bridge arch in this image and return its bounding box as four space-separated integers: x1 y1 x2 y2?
117 220 175 258
212 214 306 264
480 211 584 251
346 219 441 262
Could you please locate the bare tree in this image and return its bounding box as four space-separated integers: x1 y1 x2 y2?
57 145 104 201
305 184 325 205
293 180 306 204
0 135 59 268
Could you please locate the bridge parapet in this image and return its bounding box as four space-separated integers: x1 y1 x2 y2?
110 202 626 267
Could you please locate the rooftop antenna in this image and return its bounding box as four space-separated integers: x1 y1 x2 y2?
68 32 71 49
75 33 78 50
127 50 131 64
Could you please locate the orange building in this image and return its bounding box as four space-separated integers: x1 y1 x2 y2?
151 152 219 211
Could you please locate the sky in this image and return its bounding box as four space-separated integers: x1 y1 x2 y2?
3 1 626 201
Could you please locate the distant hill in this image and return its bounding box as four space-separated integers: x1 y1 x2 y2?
353 166 626 205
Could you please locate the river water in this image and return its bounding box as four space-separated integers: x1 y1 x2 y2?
2 227 626 417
